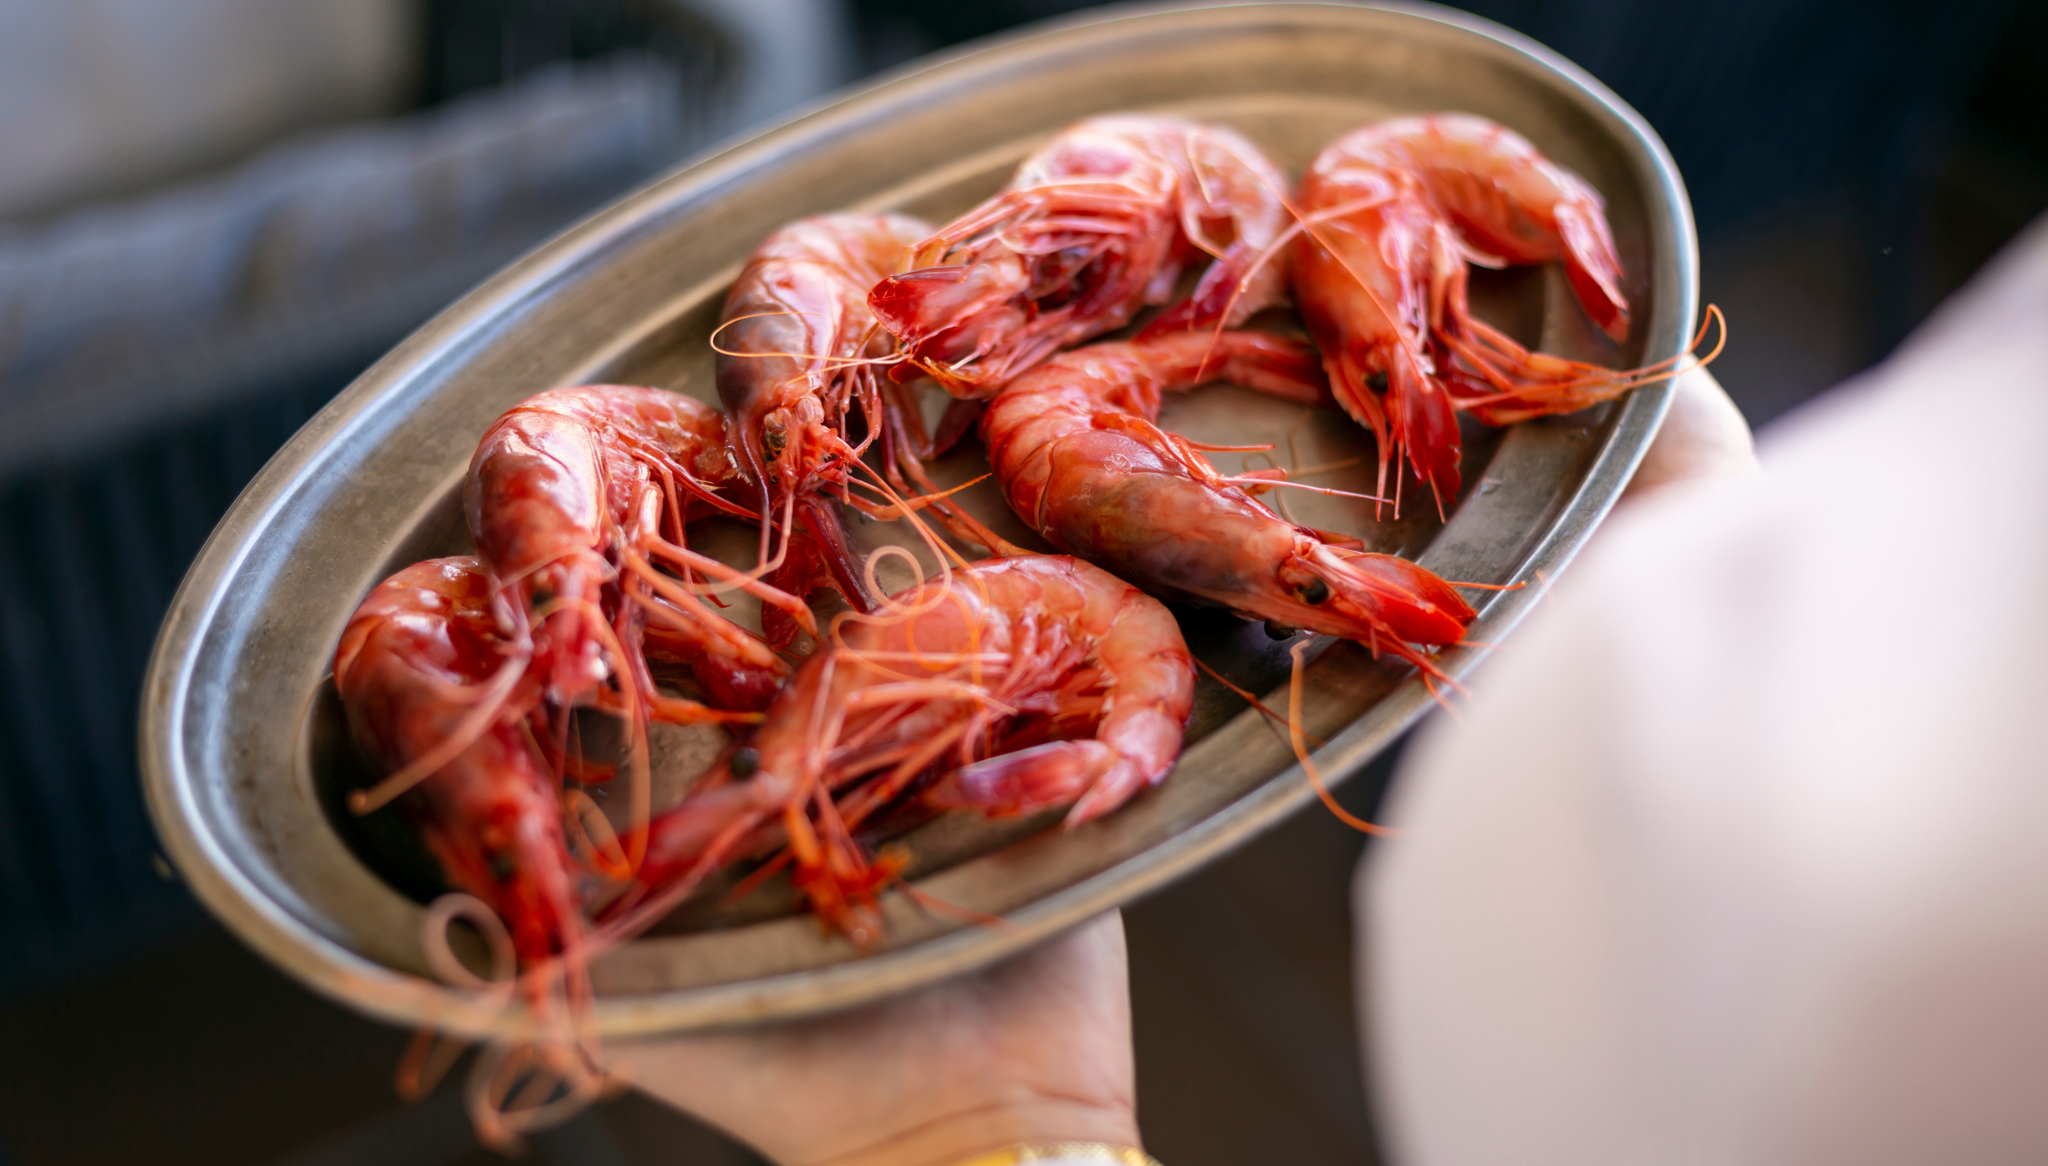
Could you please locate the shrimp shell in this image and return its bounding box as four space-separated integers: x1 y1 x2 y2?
611 554 1195 943
869 114 1293 397
1294 114 1642 511
981 331 1476 671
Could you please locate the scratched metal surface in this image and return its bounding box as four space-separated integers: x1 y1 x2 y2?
142 1 1696 1037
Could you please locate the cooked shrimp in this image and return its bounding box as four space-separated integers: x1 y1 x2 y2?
332 557 583 975
869 114 1293 397
606 554 1195 943
466 384 794 718
1294 114 1698 513
716 214 983 616
335 559 620 1146
982 331 1476 673
464 384 806 871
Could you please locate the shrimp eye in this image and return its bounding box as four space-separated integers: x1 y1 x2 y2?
1365 369 1390 394
1296 578 1331 606
487 851 516 883
731 746 761 779
762 428 786 462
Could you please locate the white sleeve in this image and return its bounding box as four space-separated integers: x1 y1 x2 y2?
1359 219 2048 1166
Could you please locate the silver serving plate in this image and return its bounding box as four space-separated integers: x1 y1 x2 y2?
141 1 1696 1037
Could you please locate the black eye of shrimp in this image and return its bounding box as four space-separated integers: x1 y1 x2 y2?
730 746 761 778
1296 578 1331 606
1365 369 1390 394
763 429 786 461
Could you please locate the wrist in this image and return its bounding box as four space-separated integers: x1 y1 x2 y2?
795 1092 1141 1166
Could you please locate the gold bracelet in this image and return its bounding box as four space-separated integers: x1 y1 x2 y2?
953 1144 1162 1166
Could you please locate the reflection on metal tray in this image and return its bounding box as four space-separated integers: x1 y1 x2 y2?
142 2 1697 1037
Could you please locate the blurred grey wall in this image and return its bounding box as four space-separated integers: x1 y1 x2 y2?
0 0 417 220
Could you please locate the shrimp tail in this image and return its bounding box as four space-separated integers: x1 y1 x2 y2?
1386 355 1463 510
1136 237 1277 339
927 739 1121 819
1441 304 1725 426
1554 201 1629 343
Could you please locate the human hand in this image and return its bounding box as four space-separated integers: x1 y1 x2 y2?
617 911 1140 1166
1619 362 1759 503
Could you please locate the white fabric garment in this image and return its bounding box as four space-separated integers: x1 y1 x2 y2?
1361 218 2048 1166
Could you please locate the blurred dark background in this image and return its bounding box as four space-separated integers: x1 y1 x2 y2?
2 1 2042 1162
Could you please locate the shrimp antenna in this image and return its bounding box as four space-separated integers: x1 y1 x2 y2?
1191 654 1327 749
847 454 979 575
897 880 1010 930
1218 476 1390 503
709 311 910 373
846 471 993 520
1286 639 1393 836
395 1022 469 1103
879 415 1026 556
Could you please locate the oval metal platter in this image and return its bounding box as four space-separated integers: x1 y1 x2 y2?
141 1 1697 1037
